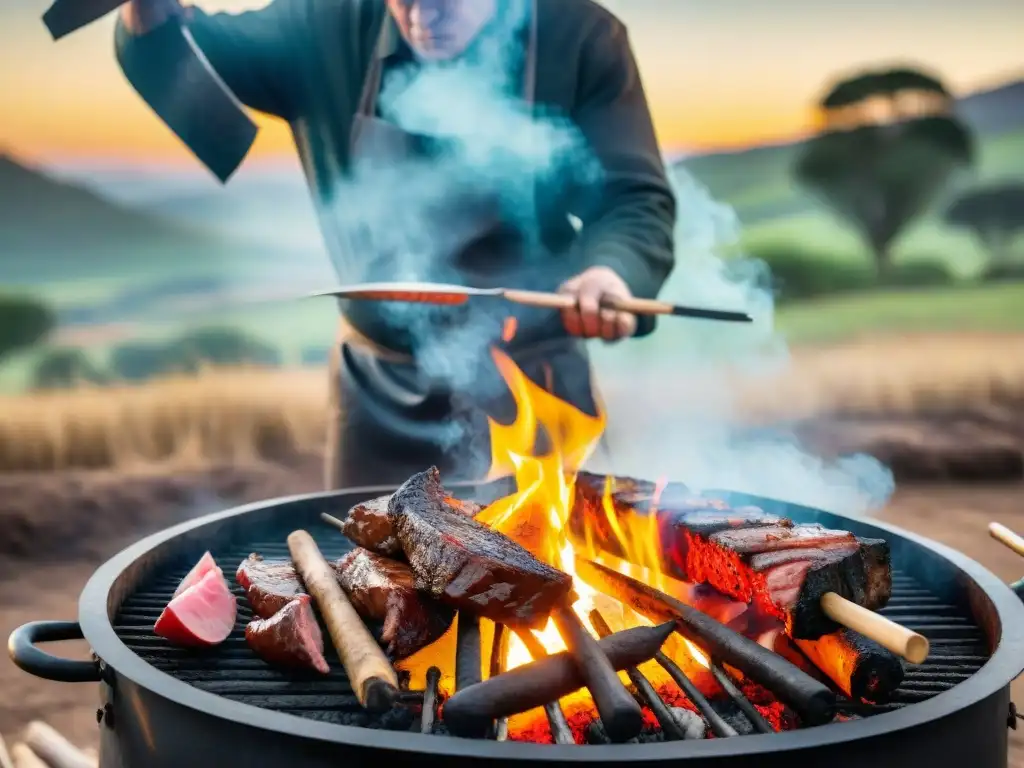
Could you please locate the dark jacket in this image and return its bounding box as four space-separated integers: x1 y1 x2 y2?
116 0 676 329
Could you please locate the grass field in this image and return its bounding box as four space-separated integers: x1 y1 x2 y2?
1 332 1022 473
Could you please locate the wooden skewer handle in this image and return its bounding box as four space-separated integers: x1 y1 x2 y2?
287 530 400 711
820 592 929 664
502 289 674 315
989 522 1024 557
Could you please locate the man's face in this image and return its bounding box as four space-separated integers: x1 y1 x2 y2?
386 0 499 61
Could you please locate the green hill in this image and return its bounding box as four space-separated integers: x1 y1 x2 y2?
0 153 281 295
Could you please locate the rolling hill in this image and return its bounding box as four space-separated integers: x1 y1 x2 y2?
0 153 308 290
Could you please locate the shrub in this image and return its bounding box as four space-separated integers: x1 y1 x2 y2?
109 327 282 383
31 348 108 390
0 294 55 360
742 244 874 303
879 260 956 288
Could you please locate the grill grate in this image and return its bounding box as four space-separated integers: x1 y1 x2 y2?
112 520 991 736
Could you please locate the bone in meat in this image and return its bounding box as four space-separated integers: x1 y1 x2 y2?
571 471 892 640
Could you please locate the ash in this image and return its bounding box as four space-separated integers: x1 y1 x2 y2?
587 708 707 744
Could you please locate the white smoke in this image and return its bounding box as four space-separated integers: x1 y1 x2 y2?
320 4 895 514
592 171 895 516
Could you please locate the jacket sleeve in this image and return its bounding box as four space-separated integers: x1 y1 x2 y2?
570 17 677 335
115 2 300 120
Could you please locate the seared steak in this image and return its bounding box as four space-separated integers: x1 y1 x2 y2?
334 548 455 659
236 553 306 619
245 595 329 674
342 494 482 557
388 467 573 629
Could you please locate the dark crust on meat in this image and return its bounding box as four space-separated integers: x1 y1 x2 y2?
334 548 455 660
235 553 307 619
388 467 573 629
244 595 329 674
342 496 400 556
341 494 483 558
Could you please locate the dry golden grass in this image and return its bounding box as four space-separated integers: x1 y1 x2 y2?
0 367 329 472
731 333 1024 423
1 333 1022 473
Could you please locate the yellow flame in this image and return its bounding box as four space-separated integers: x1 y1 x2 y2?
478 347 715 681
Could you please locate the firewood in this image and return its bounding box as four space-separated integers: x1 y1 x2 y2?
23 722 95 768
287 530 400 712
9 744 47 768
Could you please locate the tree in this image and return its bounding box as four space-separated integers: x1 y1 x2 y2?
32 348 108 390
0 294 55 360
944 184 1024 265
796 68 973 272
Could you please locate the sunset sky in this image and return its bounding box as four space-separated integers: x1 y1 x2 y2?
2 0 1023 168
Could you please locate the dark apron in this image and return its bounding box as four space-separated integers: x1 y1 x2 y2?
324 2 604 489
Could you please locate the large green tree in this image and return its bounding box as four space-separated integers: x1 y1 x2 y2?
0 294 55 360
795 68 974 272
945 184 1024 265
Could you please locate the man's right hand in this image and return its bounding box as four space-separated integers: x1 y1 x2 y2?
121 0 182 34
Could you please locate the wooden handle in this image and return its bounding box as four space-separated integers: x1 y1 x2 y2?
501 288 576 310
989 522 1024 557
502 289 674 315
820 592 929 664
287 530 400 711
23 722 95 768
320 512 346 534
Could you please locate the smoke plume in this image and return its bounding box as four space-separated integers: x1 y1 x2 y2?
321 3 895 514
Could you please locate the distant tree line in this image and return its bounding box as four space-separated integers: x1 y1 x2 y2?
31 327 286 390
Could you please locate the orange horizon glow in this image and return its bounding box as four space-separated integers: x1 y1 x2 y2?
4 104 816 167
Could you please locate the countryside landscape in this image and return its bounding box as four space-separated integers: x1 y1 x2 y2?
1 0 1024 762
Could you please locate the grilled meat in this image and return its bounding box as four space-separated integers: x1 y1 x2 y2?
245 595 330 674
571 471 892 639
236 553 307 619
342 493 482 557
389 467 573 629
334 548 455 660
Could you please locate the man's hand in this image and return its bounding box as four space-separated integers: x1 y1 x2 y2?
558 266 637 342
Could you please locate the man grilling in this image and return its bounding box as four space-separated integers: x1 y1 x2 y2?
115 0 676 488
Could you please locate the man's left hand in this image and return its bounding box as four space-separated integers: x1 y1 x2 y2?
558 266 637 342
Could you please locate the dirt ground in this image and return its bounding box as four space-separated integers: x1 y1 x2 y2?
1 468 1022 762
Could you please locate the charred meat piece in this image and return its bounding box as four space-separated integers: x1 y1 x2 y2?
389 467 573 629
334 548 455 660
245 595 330 674
342 495 400 556
236 553 307 619
571 473 892 639
342 494 481 557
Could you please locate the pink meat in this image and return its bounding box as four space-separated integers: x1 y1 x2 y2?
155 568 237 646
173 552 219 598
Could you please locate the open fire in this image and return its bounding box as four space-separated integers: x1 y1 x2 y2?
391 347 816 743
